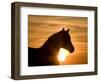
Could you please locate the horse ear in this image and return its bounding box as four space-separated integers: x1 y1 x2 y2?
66 28 70 32
62 28 65 31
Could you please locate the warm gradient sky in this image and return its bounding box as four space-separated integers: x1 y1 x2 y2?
28 15 88 65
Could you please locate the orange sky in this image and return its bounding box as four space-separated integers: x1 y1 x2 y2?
28 15 88 65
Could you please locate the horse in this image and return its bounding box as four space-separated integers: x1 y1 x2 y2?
28 28 74 66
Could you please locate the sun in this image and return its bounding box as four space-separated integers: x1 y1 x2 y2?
58 48 69 62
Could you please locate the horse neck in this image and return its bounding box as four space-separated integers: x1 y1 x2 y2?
41 43 60 56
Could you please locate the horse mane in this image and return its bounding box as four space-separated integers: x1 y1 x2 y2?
41 28 69 48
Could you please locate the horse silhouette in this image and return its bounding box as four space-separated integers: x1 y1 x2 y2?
28 28 74 66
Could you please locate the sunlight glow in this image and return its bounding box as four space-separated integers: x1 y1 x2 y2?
58 48 69 62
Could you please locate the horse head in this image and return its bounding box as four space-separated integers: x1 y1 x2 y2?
42 28 74 55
